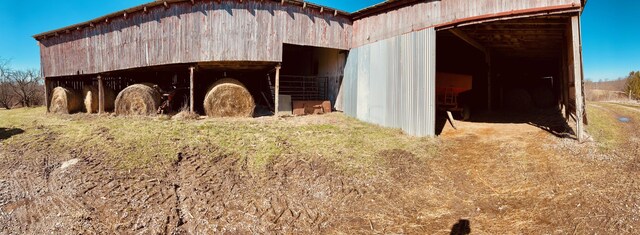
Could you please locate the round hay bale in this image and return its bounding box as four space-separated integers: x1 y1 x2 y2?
203 78 255 117
49 86 82 114
82 85 116 113
504 89 533 111
114 84 162 116
530 86 555 108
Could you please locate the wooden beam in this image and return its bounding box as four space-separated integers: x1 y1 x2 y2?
450 28 487 54
570 15 585 142
44 77 50 113
98 75 105 114
274 63 281 117
486 52 492 111
561 44 570 120
189 66 195 113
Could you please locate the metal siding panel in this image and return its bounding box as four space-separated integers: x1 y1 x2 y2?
342 27 436 137
368 40 387 125
356 44 370 122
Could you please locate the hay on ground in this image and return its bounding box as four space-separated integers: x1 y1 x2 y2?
203 78 255 117
82 85 116 113
49 86 82 114
114 84 162 116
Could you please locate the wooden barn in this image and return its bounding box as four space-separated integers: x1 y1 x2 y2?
34 0 588 140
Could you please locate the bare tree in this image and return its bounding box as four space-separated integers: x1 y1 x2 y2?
0 58 16 109
8 69 44 107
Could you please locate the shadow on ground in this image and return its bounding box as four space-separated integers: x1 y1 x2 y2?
450 219 471 235
0 128 24 141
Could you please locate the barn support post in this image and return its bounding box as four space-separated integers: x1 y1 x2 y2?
486 52 492 112
561 46 570 120
274 63 281 117
98 75 105 114
44 77 50 113
189 66 195 113
570 15 585 142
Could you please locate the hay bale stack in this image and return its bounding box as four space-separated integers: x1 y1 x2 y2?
49 86 82 114
82 85 116 113
504 89 533 111
530 86 555 108
203 78 255 117
114 84 162 116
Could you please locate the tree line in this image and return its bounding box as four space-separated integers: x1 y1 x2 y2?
0 58 44 109
626 71 640 100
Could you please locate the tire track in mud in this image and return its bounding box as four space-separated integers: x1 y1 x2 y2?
1 145 370 234
171 149 367 234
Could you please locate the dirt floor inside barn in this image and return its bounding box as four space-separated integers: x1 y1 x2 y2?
0 103 639 234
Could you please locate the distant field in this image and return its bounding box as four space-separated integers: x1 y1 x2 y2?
0 105 638 233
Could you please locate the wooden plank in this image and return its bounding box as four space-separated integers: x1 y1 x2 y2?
486 52 491 111
570 15 584 142
37 0 352 77
274 63 281 117
98 75 105 114
44 77 50 113
189 66 195 113
450 28 487 54
446 111 457 130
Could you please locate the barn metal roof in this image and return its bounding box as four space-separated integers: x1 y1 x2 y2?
33 0 351 40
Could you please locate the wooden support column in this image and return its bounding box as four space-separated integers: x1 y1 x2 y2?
570 15 585 142
189 66 195 113
44 77 50 113
98 75 105 114
486 52 492 112
274 63 281 117
561 46 570 120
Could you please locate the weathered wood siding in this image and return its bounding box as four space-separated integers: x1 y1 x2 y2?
352 0 581 47
39 1 352 77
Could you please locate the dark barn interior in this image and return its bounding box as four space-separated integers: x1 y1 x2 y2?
435 15 576 135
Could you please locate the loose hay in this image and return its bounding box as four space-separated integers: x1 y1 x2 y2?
49 86 82 114
114 84 162 116
82 85 116 113
203 78 255 117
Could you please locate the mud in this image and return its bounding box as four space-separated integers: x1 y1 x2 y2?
1 107 640 233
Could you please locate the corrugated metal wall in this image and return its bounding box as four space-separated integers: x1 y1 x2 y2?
39 0 352 77
340 28 436 137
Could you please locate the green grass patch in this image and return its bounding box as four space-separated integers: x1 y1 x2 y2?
0 107 439 174
586 103 639 152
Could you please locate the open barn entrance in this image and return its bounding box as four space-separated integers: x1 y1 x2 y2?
278 44 347 115
435 14 582 138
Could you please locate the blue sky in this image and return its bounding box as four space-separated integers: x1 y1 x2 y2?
0 0 637 81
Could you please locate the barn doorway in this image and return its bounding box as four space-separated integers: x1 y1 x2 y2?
435 14 580 138
278 44 348 115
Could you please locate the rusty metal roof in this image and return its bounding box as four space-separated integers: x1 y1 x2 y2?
33 0 351 40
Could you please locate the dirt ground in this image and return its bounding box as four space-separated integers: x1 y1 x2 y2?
1 104 639 234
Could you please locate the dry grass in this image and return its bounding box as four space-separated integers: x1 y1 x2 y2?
1 105 638 233
0 107 438 174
